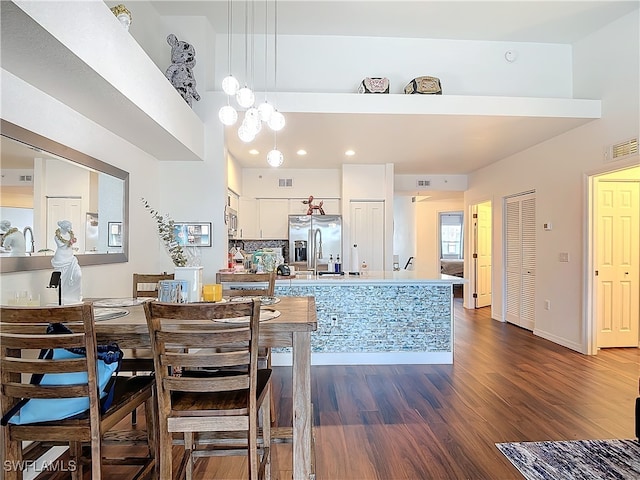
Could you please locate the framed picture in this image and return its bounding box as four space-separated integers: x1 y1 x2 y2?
108 221 123 247
173 222 212 247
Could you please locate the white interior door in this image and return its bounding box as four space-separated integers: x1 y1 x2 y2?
596 180 640 347
46 197 82 252
505 193 536 330
350 201 385 271
475 201 492 308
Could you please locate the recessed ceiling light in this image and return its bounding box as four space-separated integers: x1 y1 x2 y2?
249 149 259 155
296 149 307 156
345 150 356 156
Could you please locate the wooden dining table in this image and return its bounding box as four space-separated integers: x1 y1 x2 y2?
94 295 318 479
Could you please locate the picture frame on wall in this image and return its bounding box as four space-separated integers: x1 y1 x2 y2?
173 222 212 247
108 221 123 247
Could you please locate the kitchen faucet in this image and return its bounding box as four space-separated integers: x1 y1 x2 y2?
23 226 34 254
313 228 323 273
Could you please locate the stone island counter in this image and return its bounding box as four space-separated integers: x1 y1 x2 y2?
271 272 464 365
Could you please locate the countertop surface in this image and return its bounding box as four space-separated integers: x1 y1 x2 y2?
271 270 466 285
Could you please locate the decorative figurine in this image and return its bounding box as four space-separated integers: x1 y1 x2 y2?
302 195 325 215
110 4 132 31
165 34 201 107
1 220 26 256
51 220 82 304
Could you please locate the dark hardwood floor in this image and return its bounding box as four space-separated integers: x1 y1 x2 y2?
37 300 640 479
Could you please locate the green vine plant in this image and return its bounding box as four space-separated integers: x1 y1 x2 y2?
141 198 188 267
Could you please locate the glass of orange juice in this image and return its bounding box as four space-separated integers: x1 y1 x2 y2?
203 284 223 302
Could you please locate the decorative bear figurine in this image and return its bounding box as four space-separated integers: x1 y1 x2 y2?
165 34 201 107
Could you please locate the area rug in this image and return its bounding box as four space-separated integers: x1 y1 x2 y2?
496 439 640 480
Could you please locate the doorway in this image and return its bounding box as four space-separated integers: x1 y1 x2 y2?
588 165 639 351
471 201 492 308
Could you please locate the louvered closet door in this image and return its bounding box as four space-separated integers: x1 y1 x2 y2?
505 193 536 330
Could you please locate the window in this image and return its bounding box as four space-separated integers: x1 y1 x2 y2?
440 212 464 259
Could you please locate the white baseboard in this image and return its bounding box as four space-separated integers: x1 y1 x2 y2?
271 351 453 366
533 328 585 353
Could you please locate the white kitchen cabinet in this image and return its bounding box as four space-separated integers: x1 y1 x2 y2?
227 190 239 211
238 197 258 239
350 201 385 271
289 198 308 214
320 199 341 214
258 198 289 238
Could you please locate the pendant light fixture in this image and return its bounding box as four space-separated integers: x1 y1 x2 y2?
266 0 284 166
219 0 238 125
219 0 286 154
267 0 285 133
258 0 274 123
236 0 255 109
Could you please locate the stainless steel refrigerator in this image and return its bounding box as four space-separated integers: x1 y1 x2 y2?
288 215 342 271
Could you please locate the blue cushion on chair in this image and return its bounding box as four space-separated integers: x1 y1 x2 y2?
7 348 120 425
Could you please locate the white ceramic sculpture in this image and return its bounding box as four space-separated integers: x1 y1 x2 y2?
1 220 26 256
51 220 82 304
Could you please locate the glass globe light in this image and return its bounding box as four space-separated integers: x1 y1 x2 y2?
246 118 262 135
218 105 238 126
245 107 260 123
238 123 256 143
236 86 255 108
267 110 285 131
221 75 240 96
258 101 275 122
267 149 284 167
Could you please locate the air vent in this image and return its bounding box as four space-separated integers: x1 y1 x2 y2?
19 175 33 182
278 178 293 187
416 179 431 187
605 138 638 162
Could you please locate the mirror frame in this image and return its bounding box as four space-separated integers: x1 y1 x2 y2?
1 119 129 273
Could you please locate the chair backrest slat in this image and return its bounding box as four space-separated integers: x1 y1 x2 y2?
163 376 250 393
216 272 276 298
2 356 87 375
162 351 250 369
1 333 86 350
5 383 90 400
157 328 250 347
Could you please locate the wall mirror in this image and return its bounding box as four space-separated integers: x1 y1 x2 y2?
0 120 129 273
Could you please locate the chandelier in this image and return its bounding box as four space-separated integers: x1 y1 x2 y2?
218 0 285 166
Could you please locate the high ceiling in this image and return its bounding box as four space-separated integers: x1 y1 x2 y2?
152 1 638 174
152 2 636 173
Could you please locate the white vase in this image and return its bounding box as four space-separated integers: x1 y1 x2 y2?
174 266 203 303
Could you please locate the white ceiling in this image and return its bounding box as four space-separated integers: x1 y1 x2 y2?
150 0 637 173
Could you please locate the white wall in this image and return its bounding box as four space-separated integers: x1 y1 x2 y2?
414 198 465 278
157 90 228 282
242 168 341 198
465 11 639 353
215 34 573 98
0 70 166 301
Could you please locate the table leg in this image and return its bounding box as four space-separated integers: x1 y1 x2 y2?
292 331 312 479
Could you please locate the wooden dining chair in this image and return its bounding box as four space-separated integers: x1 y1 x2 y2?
130 272 174 425
216 272 276 298
0 303 157 480
133 272 175 298
215 272 277 422
144 299 271 480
